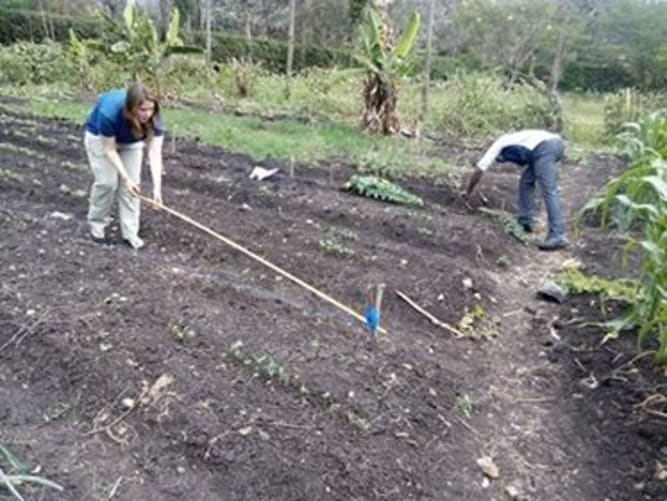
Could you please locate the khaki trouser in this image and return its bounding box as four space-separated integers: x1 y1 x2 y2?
84 131 144 241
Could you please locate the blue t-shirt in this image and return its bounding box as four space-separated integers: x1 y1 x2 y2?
85 89 165 144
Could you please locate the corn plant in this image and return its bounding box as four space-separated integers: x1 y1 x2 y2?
0 445 63 501
582 110 667 364
343 174 424 206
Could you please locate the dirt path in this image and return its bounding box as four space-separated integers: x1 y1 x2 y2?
462 156 667 500
0 104 665 500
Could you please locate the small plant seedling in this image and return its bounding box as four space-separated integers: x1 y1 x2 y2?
457 303 497 340
169 322 198 345
318 238 355 258
456 394 475 419
59 184 87 199
0 169 24 182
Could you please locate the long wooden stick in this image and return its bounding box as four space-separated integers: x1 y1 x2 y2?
138 194 386 334
395 290 465 338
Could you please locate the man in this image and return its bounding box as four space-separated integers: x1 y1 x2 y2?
462 129 568 251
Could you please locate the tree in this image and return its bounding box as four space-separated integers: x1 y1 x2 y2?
356 2 421 134
420 0 435 122
285 0 296 97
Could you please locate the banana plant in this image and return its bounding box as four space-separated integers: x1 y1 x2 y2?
70 0 201 97
355 6 420 134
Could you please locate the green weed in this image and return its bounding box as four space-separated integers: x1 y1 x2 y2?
478 207 527 243
0 444 63 501
0 169 24 182
455 394 475 419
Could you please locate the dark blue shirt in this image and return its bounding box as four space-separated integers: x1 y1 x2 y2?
85 89 164 144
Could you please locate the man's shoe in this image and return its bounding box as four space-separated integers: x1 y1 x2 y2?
123 235 145 250
537 237 569 251
517 218 533 233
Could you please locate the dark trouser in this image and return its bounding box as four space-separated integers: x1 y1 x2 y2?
517 138 566 241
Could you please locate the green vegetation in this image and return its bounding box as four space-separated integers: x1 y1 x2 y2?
343 175 424 207
478 207 527 244
356 7 420 134
0 444 63 500
228 340 287 382
455 394 476 419
556 268 637 304
582 110 667 363
317 227 358 258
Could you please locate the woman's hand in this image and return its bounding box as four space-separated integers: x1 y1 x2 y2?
122 176 141 196
152 188 163 206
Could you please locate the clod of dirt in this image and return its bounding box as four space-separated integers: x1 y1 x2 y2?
476 456 500 479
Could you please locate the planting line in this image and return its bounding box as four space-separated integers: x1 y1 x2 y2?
138 194 386 335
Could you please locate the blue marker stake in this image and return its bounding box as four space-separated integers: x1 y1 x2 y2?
365 284 385 336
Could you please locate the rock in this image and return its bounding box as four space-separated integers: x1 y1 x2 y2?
249 166 279 181
476 456 500 479
537 281 569 304
505 484 520 499
121 398 135 409
49 211 73 221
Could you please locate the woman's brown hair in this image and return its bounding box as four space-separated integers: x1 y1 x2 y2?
123 83 160 141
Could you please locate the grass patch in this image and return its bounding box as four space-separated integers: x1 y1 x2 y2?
562 93 605 145
3 90 457 180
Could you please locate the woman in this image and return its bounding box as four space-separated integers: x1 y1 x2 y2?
461 129 568 251
84 83 165 249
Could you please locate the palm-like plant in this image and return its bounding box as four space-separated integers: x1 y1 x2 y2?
70 0 200 98
355 4 420 134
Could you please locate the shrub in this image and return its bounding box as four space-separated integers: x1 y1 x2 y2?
0 8 98 44
603 88 666 139
0 41 74 85
434 72 556 137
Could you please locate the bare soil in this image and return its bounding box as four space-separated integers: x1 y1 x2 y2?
1 103 665 500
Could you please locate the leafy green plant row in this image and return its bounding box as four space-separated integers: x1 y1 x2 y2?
343 174 424 207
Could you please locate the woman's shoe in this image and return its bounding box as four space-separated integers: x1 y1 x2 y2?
122 235 145 250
